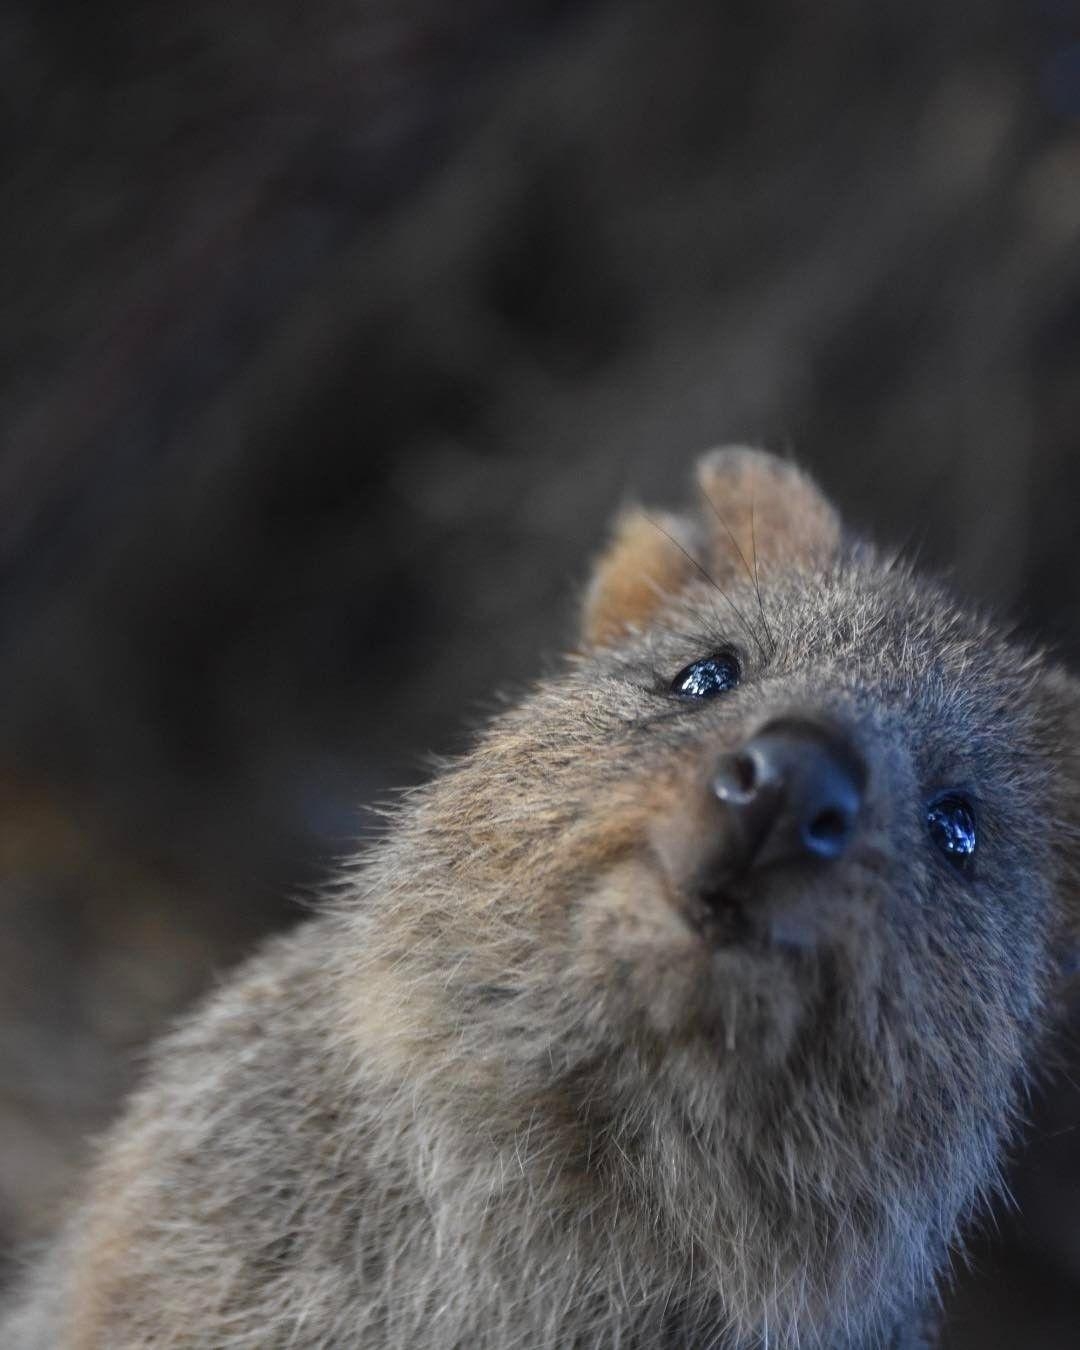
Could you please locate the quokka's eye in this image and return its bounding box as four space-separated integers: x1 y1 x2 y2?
671 651 741 699
926 792 977 872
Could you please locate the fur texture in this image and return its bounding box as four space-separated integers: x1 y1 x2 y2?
4 449 1078 1349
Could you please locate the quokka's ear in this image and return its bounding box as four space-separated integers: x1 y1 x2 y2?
695 446 842 581
581 447 842 648
581 507 706 648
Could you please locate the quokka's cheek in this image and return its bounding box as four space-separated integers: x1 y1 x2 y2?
570 860 711 1037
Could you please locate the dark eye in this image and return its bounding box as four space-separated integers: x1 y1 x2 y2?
671 651 741 699
926 792 977 872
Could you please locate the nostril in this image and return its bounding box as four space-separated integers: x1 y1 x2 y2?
712 751 763 806
803 807 853 859
732 752 758 796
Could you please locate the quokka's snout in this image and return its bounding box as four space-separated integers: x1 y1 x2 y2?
642 697 893 959
715 717 865 857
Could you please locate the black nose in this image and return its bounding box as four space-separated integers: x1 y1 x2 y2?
711 719 866 872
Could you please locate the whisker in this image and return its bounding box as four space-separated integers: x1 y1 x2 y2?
643 512 770 663
749 495 776 656
699 486 775 659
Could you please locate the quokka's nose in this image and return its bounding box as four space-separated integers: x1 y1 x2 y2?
711 719 866 871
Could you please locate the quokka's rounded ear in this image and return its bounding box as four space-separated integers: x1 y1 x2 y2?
580 448 842 648
581 507 706 648
695 447 842 582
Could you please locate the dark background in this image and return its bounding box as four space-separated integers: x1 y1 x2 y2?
2 1 1080 1343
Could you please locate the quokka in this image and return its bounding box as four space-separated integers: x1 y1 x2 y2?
4 448 1078 1349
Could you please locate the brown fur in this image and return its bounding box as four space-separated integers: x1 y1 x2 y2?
694 447 843 584
3 448 1078 1348
583 508 700 646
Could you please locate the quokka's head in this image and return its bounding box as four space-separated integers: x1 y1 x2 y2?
391 448 1080 1294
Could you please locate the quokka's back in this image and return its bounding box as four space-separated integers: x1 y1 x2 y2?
4 449 1080 1350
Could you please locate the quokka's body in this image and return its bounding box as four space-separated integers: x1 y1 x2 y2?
3 449 1078 1349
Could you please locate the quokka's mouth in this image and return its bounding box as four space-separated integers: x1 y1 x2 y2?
684 887 762 949
684 882 821 956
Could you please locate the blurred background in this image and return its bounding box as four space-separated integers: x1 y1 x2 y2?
2 0 1080 1342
